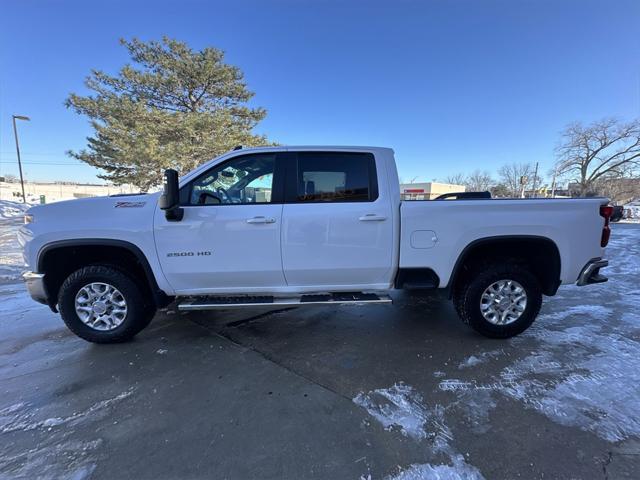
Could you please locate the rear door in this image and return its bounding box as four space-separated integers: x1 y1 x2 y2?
281 151 394 288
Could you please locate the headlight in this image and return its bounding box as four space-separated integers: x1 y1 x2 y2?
24 214 34 224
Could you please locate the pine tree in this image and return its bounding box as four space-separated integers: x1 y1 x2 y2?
66 37 272 190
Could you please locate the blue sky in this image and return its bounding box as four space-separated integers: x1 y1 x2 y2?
1 0 639 184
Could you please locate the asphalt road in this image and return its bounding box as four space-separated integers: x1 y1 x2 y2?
0 223 639 479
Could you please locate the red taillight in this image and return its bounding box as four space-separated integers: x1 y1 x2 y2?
600 206 613 219
599 205 613 247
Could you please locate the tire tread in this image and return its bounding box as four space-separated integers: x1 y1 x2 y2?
453 260 542 338
58 265 154 344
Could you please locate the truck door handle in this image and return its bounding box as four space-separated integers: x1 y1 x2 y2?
358 214 387 222
246 216 276 224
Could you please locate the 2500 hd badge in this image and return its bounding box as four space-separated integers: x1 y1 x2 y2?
167 251 212 257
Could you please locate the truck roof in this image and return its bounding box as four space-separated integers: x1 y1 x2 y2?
230 145 394 154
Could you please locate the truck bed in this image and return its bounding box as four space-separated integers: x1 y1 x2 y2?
399 197 608 287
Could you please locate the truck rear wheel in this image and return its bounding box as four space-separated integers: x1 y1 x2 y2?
453 263 542 338
58 265 155 343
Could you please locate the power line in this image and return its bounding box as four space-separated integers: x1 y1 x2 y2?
0 161 85 165
0 151 68 156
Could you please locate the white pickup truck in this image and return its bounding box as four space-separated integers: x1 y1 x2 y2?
19 146 612 343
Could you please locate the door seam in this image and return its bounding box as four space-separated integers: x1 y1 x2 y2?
279 203 290 285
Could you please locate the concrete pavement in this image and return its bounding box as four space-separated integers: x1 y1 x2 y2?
1 224 639 479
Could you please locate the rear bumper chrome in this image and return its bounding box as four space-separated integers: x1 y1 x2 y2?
576 259 608 286
23 272 48 305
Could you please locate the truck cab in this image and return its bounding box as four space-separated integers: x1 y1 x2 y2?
155 147 399 295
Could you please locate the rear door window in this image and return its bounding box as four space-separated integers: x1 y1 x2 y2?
293 152 377 203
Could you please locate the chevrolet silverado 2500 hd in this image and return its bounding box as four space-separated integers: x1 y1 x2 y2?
18 146 611 343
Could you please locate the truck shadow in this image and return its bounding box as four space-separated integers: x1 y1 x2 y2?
183 290 500 398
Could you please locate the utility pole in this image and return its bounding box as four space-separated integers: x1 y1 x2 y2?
519 175 527 198
550 167 558 198
531 162 539 198
12 115 30 203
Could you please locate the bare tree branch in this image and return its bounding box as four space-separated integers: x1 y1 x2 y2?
497 163 541 197
555 118 640 196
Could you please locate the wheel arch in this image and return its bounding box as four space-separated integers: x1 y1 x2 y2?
37 239 170 311
448 235 562 297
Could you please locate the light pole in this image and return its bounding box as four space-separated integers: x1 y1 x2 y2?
12 115 30 203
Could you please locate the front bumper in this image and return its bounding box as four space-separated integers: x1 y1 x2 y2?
23 272 48 305
576 259 608 286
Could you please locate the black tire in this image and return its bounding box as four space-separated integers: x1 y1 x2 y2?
58 265 156 343
453 263 542 338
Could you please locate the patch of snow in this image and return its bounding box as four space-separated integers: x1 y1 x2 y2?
0 388 135 434
458 355 483 369
41 417 66 428
0 201 33 284
354 383 484 479
0 437 101 480
458 350 506 369
156 348 168 355
66 463 98 480
505 322 640 442
439 319 640 442
353 384 430 440
0 402 26 415
438 224 640 444
387 455 484 480
458 355 484 368
0 200 30 219
620 202 640 223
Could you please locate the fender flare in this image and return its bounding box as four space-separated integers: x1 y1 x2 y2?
37 238 170 308
447 235 562 296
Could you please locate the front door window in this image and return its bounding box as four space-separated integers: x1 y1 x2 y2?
186 153 276 205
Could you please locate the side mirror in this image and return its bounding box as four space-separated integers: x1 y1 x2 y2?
159 169 184 221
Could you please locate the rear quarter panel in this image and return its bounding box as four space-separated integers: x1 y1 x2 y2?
400 198 607 287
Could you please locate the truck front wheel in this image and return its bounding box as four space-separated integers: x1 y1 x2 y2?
453 263 542 338
58 265 155 343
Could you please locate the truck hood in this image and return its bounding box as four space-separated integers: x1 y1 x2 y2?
23 192 161 245
27 192 159 218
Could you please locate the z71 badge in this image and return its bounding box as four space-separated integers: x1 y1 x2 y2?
114 201 146 208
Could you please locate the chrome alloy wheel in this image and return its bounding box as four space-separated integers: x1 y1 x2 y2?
480 279 527 325
74 282 128 331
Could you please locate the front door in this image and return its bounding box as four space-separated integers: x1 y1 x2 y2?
154 152 286 295
281 151 394 288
